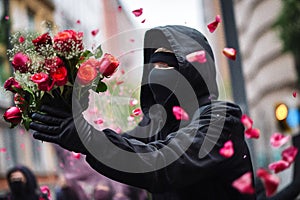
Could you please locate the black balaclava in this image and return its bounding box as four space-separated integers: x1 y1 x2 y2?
148 51 179 107
7 165 40 200
139 25 218 140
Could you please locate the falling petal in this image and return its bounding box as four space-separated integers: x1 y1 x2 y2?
5 16 9 20
207 15 222 33
129 39 135 43
245 128 260 139
132 8 143 17
172 106 190 121
72 152 81 159
268 160 290 173
241 114 253 129
118 5 122 11
76 20 81 24
20 143 25 149
94 118 104 125
256 168 280 197
293 91 297 98
219 140 234 158
282 146 298 164
115 128 122 134
0 148 7 153
232 172 255 194
270 133 291 148
186 50 207 63
222 47 237 60
141 19 146 23
132 108 142 116
91 29 99 36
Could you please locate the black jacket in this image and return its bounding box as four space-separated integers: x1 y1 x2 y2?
76 25 256 200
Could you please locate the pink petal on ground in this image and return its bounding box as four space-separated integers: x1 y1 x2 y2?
222 47 237 60
219 140 234 158
91 29 99 36
207 15 222 33
270 133 291 148
129 99 138 106
232 172 255 194
132 8 143 17
241 114 253 129
282 146 298 164
94 118 104 125
72 152 81 159
245 128 260 139
132 108 142 116
186 50 207 63
172 106 190 121
268 160 290 173
256 168 280 197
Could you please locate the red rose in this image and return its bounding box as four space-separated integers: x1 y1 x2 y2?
77 60 98 85
53 30 83 52
4 77 21 93
44 56 64 72
3 106 22 126
51 66 68 86
12 52 30 73
32 33 52 51
98 53 119 77
14 93 27 111
31 72 53 91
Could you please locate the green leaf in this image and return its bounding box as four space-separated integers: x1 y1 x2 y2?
96 81 107 93
82 50 93 58
22 117 32 131
94 45 103 59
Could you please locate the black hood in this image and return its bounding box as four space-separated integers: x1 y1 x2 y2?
140 25 219 117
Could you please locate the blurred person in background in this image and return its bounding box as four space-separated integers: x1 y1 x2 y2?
0 165 49 200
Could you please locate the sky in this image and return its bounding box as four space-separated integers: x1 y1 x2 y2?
120 0 206 31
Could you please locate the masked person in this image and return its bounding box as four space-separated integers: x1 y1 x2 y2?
0 165 49 200
29 25 256 200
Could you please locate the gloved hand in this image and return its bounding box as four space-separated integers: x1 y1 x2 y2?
29 88 90 154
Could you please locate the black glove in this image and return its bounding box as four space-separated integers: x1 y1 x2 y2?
29 89 90 154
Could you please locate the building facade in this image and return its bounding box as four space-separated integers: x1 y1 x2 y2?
0 0 58 191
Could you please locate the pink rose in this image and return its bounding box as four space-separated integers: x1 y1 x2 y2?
31 72 53 91
98 53 119 77
12 52 30 73
3 106 22 126
77 60 98 85
4 77 21 93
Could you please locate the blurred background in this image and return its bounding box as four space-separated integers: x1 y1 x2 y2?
0 0 299 199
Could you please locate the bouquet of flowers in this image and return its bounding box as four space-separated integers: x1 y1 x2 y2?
2 29 119 130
